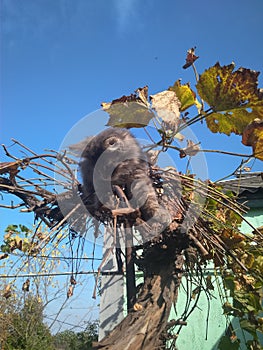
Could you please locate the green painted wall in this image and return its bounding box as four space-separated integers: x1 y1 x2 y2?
171 208 263 350
240 208 263 234
171 272 227 350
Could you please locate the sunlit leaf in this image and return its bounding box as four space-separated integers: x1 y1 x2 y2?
136 86 149 106
254 256 263 274
242 118 263 160
196 62 263 135
19 224 30 233
5 225 18 233
197 62 261 111
150 90 181 132
242 253 255 269
174 132 185 141
102 86 154 128
220 229 245 249
1 244 10 253
234 291 262 314
168 80 197 111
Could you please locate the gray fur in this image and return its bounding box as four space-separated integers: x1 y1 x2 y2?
80 128 170 228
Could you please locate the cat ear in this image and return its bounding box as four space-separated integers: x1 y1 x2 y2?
68 136 94 157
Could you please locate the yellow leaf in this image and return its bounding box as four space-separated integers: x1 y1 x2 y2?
169 80 197 111
197 62 263 135
133 303 143 311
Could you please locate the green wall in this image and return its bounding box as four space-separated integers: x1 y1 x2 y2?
171 271 228 350
171 208 263 350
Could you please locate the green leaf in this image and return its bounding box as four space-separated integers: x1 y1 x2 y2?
217 335 240 350
103 101 154 128
5 224 18 232
222 302 242 317
205 109 263 136
1 244 10 253
19 224 30 233
234 292 262 314
243 252 255 269
223 274 235 296
246 340 263 350
197 62 261 111
168 80 198 111
196 62 263 135
240 319 257 338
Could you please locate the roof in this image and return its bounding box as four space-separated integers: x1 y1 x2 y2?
218 172 263 208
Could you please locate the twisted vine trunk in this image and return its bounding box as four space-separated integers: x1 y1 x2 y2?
93 246 184 350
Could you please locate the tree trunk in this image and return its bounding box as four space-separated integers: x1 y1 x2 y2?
93 246 184 350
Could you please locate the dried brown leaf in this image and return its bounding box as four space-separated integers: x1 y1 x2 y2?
150 90 181 132
22 279 30 292
180 140 200 158
67 285 74 298
242 118 263 160
102 86 153 128
182 47 199 69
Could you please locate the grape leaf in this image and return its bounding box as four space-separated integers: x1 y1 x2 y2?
168 80 199 111
205 108 263 135
196 62 263 135
182 47 199 69
217 335 240 350
102 86 154 128
150 90 181 132
242 118 263 160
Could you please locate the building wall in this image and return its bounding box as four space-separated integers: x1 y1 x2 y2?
240 208 263 233
98 230 125 341
173 207 263 350
172 271 227 350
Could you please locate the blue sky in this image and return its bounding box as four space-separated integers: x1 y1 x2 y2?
1 0 263 332
1 0 263 165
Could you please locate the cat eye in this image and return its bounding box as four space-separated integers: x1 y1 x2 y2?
108 138 117 146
